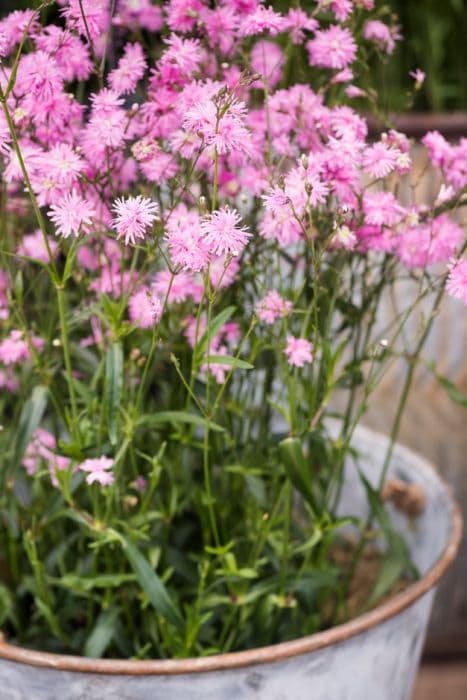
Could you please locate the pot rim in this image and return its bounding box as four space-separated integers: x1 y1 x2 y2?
0 432 462 676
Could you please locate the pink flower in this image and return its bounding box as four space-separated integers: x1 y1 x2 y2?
0 330 35 365
167 0 204 32
35 27 93 82
410 69 425 89
422 131 451 168
307 26 357 70
112 195 159 245
256 291 292 324
48 192 96 238
108 43 147 95
362 191 403 227
183 97 251 156
202 6 238 55
239 6 286 37
363 142 398 179
284 336 313 368
22 429 69 482
285 9 318 44
114 0 163 32
201 207 251 257
153 270 203 304
128 287 163 328
317 0 353 22
446 259 467 305
17 230 58 263
16 51 63 103
165 206 209 272
251 40 285 89
78 457 114 486
397 215 463 268
61 0 111 41
363 20 401 55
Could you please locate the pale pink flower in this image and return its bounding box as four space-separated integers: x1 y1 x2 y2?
362 191 403 227
239 6 286 37
307 26 357 70
410 69 425 89
183 97 251 156
108 43 147 95
112 195 159 245
153 270 203 304
114 0 163 32
333 225 357 250
202 6 238 55
158 35 203 84
131 138 160 162
209 255 240 289
446 259 467 305
16 51 63 103
284 336 313 368
397 215 463 268
201 207 250 257
78 457 114 486
363 20 400 55
422 131 451 168
285 9 318 44
22 429 69 478
363 142 398 179
48 192 96 238
0 330 42 365
256 291 292 324
61 0 111 41
128 287 163 329
167 0 204 32
251 40 284 88
165 206 209 272
317 0 353 22
35 26 93 82
17 230 58 263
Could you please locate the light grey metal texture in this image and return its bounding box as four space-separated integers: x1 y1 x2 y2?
0 425 457 700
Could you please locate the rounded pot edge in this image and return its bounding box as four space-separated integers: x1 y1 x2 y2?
0 428 462 677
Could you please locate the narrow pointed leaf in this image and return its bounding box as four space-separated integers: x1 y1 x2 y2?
118 534 184 631
206 355 253 370
105 342 123 445
137 411 224 433
279 437 318 516
12 385 48 468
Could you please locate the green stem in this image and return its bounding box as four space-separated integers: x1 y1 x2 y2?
56 285 80 440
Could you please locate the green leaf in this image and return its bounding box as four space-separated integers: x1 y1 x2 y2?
436 374 467 407
62 237 81 283
279 437 318 516
137 411 224 433
117 533 184 631
205 355 253 370
366 550 406 608
195 306 236 358
105 342 123 445
84 608 120 658
53 573 136 593
12 385 48 468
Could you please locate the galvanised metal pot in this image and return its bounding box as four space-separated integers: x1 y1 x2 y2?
0 425 461 700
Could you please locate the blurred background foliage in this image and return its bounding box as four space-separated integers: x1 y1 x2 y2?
1 0 466 112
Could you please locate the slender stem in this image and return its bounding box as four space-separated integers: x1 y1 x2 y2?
377 281 447 489
56 285 80 439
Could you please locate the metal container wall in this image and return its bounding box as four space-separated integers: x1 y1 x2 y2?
0 425 460 700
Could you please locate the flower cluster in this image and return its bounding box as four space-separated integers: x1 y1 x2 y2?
0 0 465 662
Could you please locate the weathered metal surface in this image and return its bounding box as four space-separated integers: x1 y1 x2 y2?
0 425 460 700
